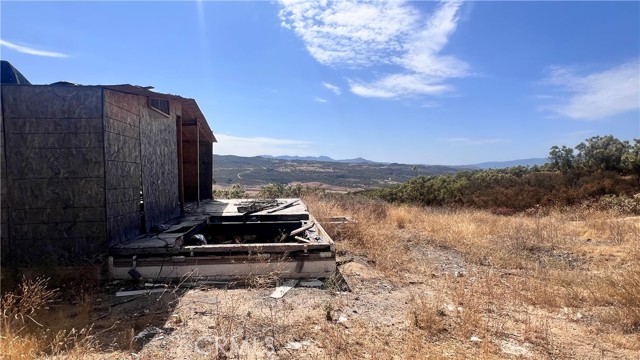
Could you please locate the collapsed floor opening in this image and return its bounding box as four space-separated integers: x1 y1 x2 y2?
108 198 336 280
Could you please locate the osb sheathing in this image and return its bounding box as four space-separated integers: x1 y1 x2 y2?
1 86 211 266
1 98 8 262
1 86 107 265
139 97 179 232
103 89 142 246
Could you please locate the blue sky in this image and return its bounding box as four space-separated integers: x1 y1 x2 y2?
1 0 638 165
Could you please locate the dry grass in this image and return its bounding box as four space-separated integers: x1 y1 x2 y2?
0 277 99 359
305 194 640 353
2 195 638 359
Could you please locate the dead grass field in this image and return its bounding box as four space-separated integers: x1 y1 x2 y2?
1 195 639 359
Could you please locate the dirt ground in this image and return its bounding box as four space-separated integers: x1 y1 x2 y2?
3 199 639 359
36 240 635 359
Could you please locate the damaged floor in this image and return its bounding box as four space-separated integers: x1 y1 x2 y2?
109 199 335 280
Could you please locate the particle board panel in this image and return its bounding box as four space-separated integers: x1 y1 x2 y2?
104 89 140 116
107 213 141 246
106 187 139 204
1 86 102 119
105 102 141 126
5 132 103 148
1 86 107 266
3 117 103 134
5 147 104 179
14 237 107 266
1 108 7 259
9 178 104 209
139 98 179 231
105 161 141 189
11 207 105 225
104 92 143 246
103 199 137 219
11 221 105 240
104 132 141 162
104 118 140 140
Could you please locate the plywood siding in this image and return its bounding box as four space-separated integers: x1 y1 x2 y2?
1 99 8 262
1 86 106 265
139 99 180 231
182 139 198 202
199 141 213 200
104 90 142 246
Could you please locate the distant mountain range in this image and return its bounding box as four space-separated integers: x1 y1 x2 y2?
259 155 377 164
259 155 548 169
214 154 550 189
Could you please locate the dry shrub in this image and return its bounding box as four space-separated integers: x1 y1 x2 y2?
592 265 640 333
408 291 449 337
0 277 97 358
304 194 414 277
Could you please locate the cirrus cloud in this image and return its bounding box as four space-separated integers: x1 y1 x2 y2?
540 59 640 120
0 39 68 58
279 0 469 99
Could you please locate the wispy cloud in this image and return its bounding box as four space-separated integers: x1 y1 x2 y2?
314 97 328 103
322 82 341 95
439 137 510 145
0 39 68 58
279 0 469 99
214 134 314 157
540 59 640 120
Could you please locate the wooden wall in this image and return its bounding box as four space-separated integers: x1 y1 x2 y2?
183 135 213 202
1 86 205 265
103 90 142 246
183 138 198 202
1 98 8 262
139 99 179 231
200 141 213 200
1 86 106 265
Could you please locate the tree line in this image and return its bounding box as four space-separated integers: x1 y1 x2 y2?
362 135 640 213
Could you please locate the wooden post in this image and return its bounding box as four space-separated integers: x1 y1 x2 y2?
177 116 184 215
196 121 200 206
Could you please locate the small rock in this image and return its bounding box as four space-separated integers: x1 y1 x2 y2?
470 336 482 342
285 340 311 350
500 340 530 356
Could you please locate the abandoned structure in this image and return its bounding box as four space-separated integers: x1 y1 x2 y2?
1 61 215 266
1 61 335 279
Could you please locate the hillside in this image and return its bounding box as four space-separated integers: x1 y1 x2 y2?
214 154 464 188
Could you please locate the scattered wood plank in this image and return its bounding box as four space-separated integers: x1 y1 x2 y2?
299 279 324 288
115 288 166 297
270 279 299 298
294 236 310 243
266 199 299 213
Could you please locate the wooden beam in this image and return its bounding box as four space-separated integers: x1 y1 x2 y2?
182 242 332 253
196 121 200 205
177 115 185 215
